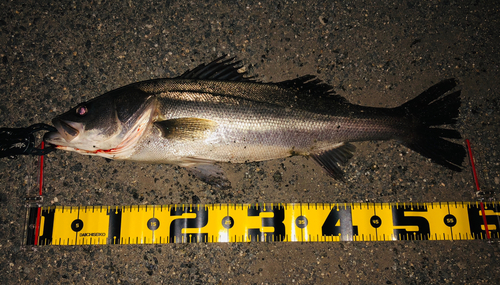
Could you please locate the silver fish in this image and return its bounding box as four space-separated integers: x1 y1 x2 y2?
44 56 465 187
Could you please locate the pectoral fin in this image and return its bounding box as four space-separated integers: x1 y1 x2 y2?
154 118 217 140
311 142 356 181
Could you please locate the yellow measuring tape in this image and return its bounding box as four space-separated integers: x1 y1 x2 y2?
24 202 499 245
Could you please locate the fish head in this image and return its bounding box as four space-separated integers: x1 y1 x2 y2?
44 87 154 157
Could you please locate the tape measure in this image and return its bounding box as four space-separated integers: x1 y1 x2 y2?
24 202 499 246
21 141 498 246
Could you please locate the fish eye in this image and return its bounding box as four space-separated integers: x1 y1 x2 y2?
76 105 88 116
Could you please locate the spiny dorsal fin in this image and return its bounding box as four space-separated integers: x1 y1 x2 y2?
311 142 356 181
176 55 254 81
154 118 217 140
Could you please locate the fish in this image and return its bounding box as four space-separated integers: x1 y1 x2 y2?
44 55 465 188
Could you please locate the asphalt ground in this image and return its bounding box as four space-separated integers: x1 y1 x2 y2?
1 1 499 284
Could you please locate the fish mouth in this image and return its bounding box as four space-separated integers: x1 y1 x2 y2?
47 118 84 143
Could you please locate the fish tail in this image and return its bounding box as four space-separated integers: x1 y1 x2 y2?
397 78 465 171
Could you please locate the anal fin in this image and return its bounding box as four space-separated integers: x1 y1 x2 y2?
184 163 231 189
311 143 356 181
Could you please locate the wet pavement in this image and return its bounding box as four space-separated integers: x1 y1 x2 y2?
1 1 499 284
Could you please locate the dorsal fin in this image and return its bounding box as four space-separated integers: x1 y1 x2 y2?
275 75 349 107
141 56 353 115
278 75 334 97
176 55 255 81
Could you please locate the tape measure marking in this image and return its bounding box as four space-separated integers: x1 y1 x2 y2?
25 202 499 245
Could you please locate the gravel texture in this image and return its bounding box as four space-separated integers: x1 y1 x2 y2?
1 0 499 284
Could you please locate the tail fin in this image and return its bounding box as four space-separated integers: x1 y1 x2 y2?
397 79 465 171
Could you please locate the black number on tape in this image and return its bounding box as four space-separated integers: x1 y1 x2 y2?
38 208 55 246
468 202 500 239
169 206 208 243
321 205 358 240
107 208 122 245
392 205 430 240
247 205 285 241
